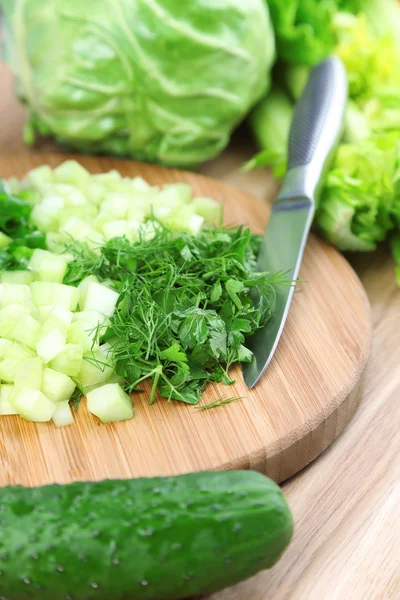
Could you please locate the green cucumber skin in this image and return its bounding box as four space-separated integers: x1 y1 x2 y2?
0 471 293 600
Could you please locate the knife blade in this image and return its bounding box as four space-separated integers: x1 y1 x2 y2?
243 56 348 388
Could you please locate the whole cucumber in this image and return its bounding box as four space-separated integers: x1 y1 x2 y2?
0 470 293 599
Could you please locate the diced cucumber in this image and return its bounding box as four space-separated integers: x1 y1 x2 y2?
0 384 17 415
78 344 115 388
193 197 222 225
126 203 147 222
101 193 129 218
77 275 99 309
14 357 43 389
25 165 53 191
67 321 99 352
53 160 90 188
86 383 133 423
82 372 125 394
49 344 83 376
158 184 192 208
29 249 68 283
42 368 76 403
38 306 73 328
102 220 132 241
83 282 119 316
87 181 105 205
0 358 25 383
51 184 87 207
30 282 80 311
130 176 151 191
36 328 67 363
0 271 35 285
52 400 74 427
30 195 65 232
58 204 98 228
93 170 121 184
0 304 32 339
0 339 13 358
0 284 32 308
61 217 104 250
46 232 67 254
0 232 11 249
10 388 55 422
12 315 41 350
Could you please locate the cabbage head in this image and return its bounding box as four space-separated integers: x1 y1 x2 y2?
1 0 275 167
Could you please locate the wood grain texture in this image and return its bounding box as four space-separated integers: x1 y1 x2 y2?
0 152 371 487
1 61 398 599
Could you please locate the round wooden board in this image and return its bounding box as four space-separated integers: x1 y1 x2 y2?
0 153 372 487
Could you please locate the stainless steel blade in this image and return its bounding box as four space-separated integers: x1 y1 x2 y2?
243 198 313 388
242 56 348 388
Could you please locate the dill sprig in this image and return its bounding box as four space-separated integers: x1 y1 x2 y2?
64 222 287 405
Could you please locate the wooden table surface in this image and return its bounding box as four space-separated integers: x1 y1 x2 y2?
0 64 399 600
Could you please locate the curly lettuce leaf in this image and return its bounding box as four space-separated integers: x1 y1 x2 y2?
315 134 400 252
265 0 339 65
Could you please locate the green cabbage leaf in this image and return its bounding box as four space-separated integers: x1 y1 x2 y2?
1 0 275 167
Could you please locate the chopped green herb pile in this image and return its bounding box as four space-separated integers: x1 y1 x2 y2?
64 224 286 405
0 181 46 270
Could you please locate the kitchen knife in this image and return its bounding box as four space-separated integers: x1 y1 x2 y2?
243 56 348 388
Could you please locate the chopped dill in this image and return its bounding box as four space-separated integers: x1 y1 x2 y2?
64 221 287 406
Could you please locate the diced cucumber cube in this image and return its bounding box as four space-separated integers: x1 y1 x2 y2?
38 306 73 328
14 357 43 389
82 373 125 395
192 197 222 225
77 276 99 309
130 176 151 191
12 315 41 350
0 358 25 383
29 249 68 283
87 181 105 205
86 383 133 423
52 400 74 427
46 232 67 254
93 170 121 184
53 160 90 188
0 304 32 339
51 183 87 207
83 282 119 316
102 220 131 241
30 195 65 232
126 204 146 222
61 217 104 250
67 322 99 352
11 388 55 422
101 193 129 218
78 345 114 388
0 271 35 285
30 282 80 311
0 284 32 308
0 232 11 249
58 205 97 228
42 368 76 403
0 384 17 415
36 328 67 363
0 339 13 358
50 344 83 376
161 183 193 205
25 165 54 190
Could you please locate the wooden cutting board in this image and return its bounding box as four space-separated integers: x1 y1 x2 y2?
0 152 372 487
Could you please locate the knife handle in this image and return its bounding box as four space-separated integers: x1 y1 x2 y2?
278 56 348 203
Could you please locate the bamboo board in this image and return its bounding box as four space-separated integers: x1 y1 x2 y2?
0 153 372 486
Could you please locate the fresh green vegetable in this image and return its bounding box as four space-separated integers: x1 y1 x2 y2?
0 470 293 600
63 223 286 405
0 180 46 270
264 0 339 65
316 134 400 252
1 0 275 167
249 9 400 280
